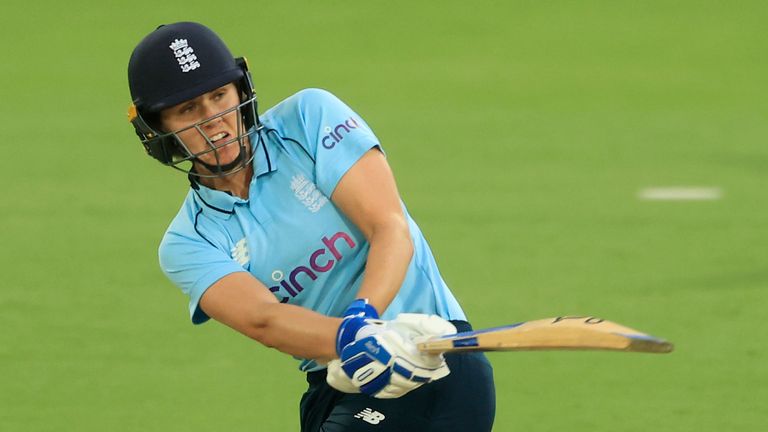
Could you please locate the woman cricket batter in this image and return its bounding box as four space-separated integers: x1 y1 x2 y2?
127 22 495 431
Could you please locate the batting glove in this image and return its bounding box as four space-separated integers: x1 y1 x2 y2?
327 313 456 399
334 299 379 355
324 298 381 394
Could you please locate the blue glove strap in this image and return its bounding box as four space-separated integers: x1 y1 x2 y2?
336 316 368 356
343 298 379 319
360 368 393 396
340 336 395 396
335 299 380 356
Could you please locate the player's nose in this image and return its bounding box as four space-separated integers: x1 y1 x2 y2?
200 103 225 126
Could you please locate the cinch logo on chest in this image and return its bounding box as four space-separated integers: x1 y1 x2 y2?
322 117 360 149
269 232 357 303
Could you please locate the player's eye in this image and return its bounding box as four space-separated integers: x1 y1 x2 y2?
180 103 195 114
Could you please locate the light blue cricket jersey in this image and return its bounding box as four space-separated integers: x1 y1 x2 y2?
159 88 465 371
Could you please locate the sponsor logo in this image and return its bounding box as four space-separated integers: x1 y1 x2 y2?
290 174 328 213
230 238 249 267
169 38 201 73
354 408 386 425
269 232 356 302
364 340 380 355
321 117 360 149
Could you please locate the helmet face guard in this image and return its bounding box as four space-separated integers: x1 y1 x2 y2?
127 22 261 177
129 93 259 177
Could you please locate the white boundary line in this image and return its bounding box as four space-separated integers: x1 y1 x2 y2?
638 187 723 201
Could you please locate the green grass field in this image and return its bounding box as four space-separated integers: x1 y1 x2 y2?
2 1 767 430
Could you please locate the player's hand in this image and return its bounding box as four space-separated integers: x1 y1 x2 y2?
385 313 458 346
324 298 382 394
327 313 456 399
332 299 379 355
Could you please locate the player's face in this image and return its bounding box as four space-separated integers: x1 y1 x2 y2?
160 83 247 168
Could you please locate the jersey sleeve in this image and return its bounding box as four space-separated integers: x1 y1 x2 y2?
159 228 246 324
291 88 382 197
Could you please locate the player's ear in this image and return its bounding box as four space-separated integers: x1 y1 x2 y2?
146 111 165 132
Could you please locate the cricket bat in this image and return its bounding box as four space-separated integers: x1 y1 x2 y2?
416 316 674 354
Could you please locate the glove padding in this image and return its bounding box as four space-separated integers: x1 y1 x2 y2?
327 313 457 399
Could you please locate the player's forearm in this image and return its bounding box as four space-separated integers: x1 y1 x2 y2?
249 218 413 361
244 303 341 361
200 273 342 361
355 217 414 314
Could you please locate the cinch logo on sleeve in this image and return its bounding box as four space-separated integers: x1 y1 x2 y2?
269 232 357 302
321 117 360 149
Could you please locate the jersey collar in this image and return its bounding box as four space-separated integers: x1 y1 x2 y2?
252 129 277 178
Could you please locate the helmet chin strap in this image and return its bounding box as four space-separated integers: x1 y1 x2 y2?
195 142 248 176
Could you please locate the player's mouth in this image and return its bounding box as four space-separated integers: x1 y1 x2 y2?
209 131 230 144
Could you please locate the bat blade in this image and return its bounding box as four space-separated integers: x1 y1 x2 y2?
416 316 674 354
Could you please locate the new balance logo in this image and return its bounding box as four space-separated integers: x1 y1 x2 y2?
354 408 385 425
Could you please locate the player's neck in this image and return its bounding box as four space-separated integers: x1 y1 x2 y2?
219 166 253 199
199 164 253 199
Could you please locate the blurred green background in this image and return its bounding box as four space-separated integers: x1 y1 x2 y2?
1 0 766 430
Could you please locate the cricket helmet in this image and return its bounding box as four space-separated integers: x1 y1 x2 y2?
127 21 260 177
